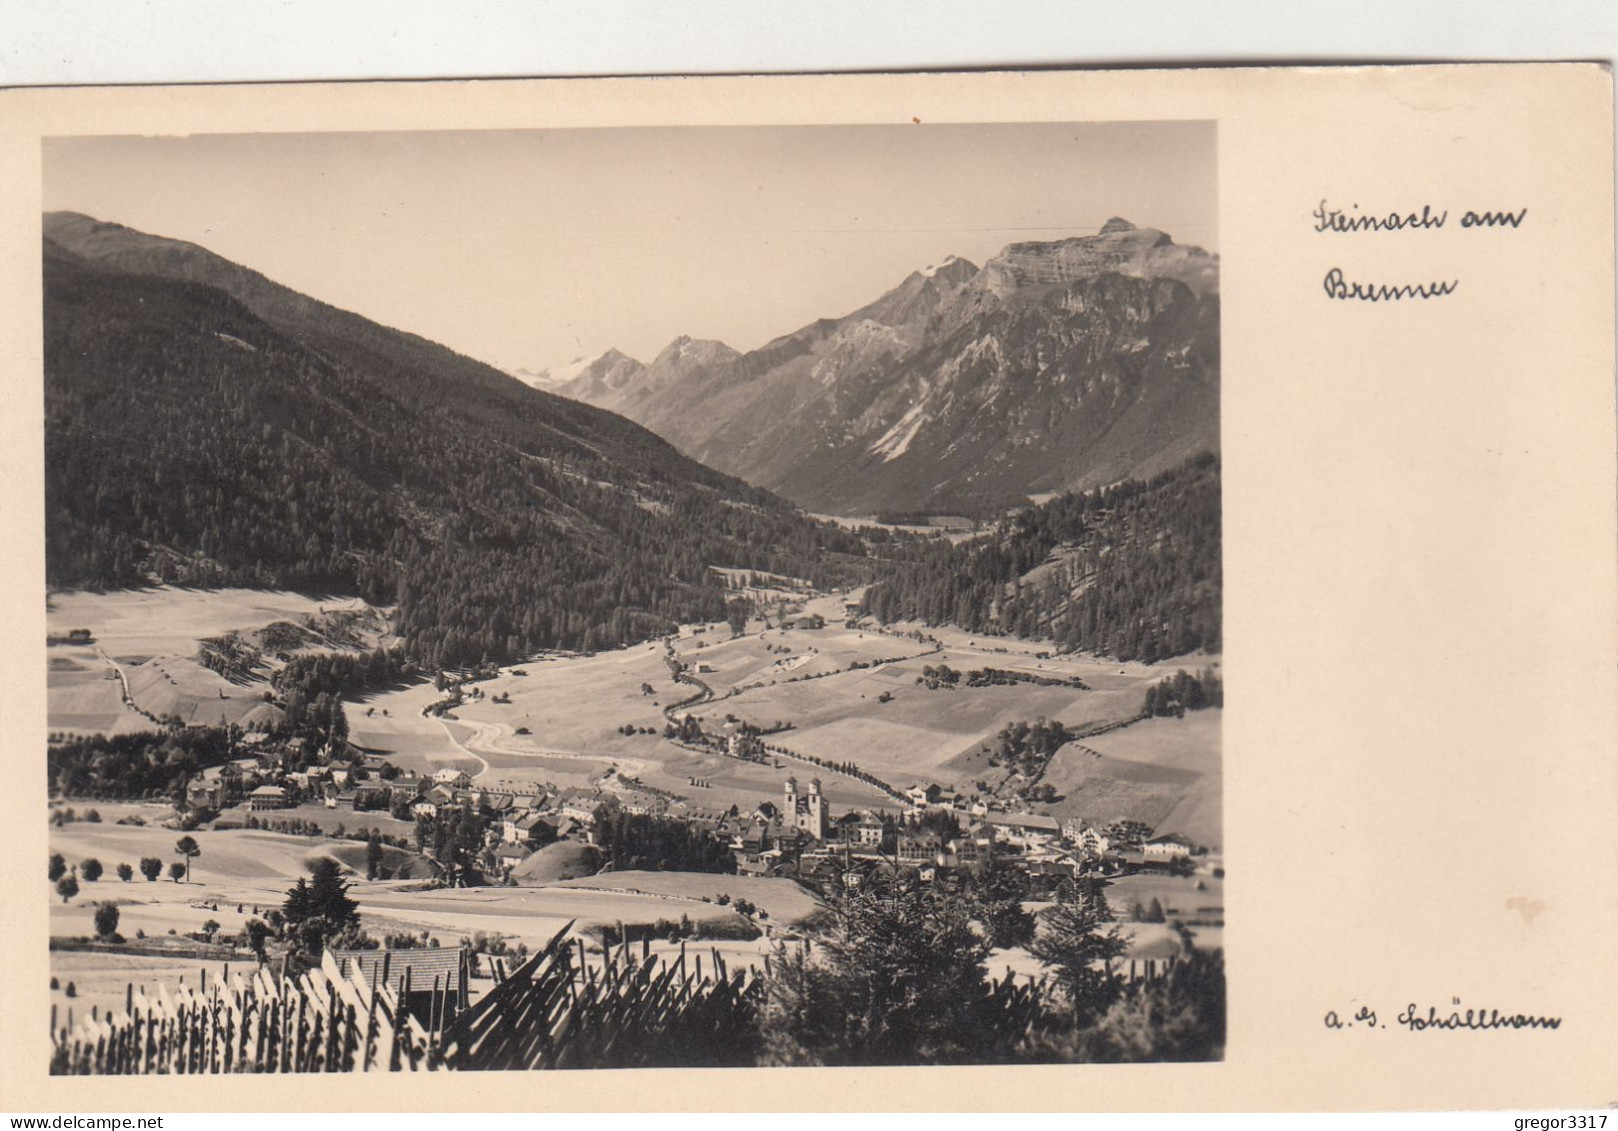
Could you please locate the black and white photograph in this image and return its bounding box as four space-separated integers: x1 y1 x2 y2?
38 120 1223 1072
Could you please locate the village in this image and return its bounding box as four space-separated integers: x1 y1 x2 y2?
172 721 1217 890
44 583 1223 1071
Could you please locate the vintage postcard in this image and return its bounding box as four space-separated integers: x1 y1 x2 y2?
0 64 1612 1112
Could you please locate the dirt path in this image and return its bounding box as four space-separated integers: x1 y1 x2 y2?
661 639 715 719
94 645 163 727
442 714 654 784
430 715 491 777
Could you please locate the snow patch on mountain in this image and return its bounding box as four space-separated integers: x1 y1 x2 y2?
869 400 930 462
509 356 594 390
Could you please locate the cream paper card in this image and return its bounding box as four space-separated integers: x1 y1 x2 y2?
0 64 1613 1111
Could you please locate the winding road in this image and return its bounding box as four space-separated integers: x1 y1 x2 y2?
432 711 655 785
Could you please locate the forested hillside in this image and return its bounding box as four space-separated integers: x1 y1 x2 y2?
43 226 868 668
862 454 1220 662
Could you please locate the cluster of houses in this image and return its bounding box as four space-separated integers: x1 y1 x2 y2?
691 776 1210 884
185 741 422 815
183 729 1212 887
649 775 1211 886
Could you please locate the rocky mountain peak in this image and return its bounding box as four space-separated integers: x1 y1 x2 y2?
981 225 1217 299
561 225 1217 515
653 336 741 368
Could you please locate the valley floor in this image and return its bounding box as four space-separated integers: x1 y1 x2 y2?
341 590 1219 837
47 583 1220 843
44 584 1221 1021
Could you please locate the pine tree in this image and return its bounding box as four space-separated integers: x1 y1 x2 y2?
1029 880 1128 1024
306 858 360 929
365 831 384 880
282 876 314 925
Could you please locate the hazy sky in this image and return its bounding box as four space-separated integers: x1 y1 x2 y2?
44 122 1215 376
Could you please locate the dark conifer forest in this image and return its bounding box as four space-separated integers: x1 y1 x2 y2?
43 215 1219 672
861 454 1221 662
43 244 868 668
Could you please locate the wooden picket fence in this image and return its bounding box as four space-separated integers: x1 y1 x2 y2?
50 924 760 1074
438 928 758 1069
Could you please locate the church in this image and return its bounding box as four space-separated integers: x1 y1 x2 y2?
781 775 828 840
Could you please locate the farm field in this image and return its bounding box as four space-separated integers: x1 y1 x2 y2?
552 870 824 926
347 679 480 772
49 821 376 891
358 884 750 948
697 644 1157 788
47 586 390 737
350 624 931 811
47 809 811 958
1039 709 1223 849
47 951 241 1027
47 819 436 950
677 622 923 689
45 818 779 958
47 587 381 661
46 650 149 735
339 594 1218 829
1102 872 1224 925
451 645 672 744
508 841 599 885
120 654 266 729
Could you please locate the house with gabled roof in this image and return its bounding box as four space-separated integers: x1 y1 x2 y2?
493 842 533 870
503 810 551 845
985 811 1061 847
412 783 459 819
897 833 944 864
558 789 604 826
327 946 469 1026
1143 833 1195 861
248 784 288 811
905 783 943 808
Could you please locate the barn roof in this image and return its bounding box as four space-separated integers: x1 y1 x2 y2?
330 947 466 994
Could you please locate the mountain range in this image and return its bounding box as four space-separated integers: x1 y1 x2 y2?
559 218 1219 515
41 211 866 667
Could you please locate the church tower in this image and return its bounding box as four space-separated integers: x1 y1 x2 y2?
783 776 798 818
806 777 828 840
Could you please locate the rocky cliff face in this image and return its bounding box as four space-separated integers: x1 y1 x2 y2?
979 219 1218 299
560 221 1219 514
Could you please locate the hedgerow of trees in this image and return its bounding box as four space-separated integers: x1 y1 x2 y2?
273 648 417 702
990 718 1073 777
1142 668 1223 717
47 727 237 801
594 809 738 874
